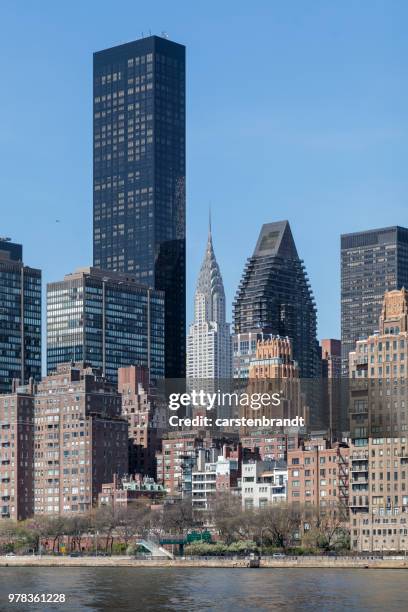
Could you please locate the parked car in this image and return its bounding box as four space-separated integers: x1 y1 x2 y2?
272 553 286 558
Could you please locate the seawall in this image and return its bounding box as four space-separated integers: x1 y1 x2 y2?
1 555 408 569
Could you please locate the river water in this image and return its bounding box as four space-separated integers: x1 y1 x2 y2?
0 567 405 611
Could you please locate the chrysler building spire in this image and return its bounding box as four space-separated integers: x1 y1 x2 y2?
187 220 231 379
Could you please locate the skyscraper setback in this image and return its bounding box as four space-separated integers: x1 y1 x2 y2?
341 226 408 375
93 35 186 378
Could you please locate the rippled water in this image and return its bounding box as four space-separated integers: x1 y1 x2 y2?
0 567 405 611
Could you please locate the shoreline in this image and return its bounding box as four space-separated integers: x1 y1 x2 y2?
1 556 408 569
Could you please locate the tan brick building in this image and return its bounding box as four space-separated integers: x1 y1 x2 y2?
349 289 408 551
287 436 349 516
34 363 128 515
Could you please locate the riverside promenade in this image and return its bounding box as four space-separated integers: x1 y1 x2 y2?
1 555 408 569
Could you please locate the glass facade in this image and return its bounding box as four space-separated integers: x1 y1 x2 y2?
233 221 320 379
0 239 41 393
341 226 408 375
93 35 186 378
47 268 165 383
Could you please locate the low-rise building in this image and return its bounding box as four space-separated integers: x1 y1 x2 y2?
191 445 240 510
241 459 288 509
98 473 165 509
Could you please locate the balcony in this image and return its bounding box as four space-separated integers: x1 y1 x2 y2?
351 463 369 472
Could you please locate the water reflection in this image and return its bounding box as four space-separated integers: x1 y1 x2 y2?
0 568 405 611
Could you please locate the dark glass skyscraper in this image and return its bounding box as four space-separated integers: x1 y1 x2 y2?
341 226 408 375
47 268 165 384
233 221 320 379
93 35 186 378
0 238 41 393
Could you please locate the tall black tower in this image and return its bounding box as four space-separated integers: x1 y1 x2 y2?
233 221 320 379
341 226 408 375
93 36 186 378
0 238 41 392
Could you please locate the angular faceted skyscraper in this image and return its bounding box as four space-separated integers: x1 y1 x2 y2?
93 35 186 378
233 221 320 379
187 224 231 379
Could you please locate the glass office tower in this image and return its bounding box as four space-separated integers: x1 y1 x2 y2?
341 226 408 375
0 238 41 393
93 35 186 378
233 221 320 379
47 267 165 383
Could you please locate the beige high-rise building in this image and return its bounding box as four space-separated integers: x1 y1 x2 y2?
349 289 408 552
34 363 128 515
244 336 308 428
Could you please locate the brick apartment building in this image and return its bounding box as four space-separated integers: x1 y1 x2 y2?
118 365 167 477
156 431 240 495
0 380 35 520
287 436 349 516
156 431 208 495
240 432 301 462
34 363 128 515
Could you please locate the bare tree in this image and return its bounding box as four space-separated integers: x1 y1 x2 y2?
258 503 302 549
159 499 196 535
115 502 151 548
91 505 118 552
301 504 350 551
65 515 91 552
209 492 250 544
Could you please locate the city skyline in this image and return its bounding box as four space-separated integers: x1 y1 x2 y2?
0 2 407 347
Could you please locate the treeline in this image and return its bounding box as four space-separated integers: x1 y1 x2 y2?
204 494 349 554
0 494 350 555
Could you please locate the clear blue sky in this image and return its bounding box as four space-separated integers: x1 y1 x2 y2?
0 1 407 341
